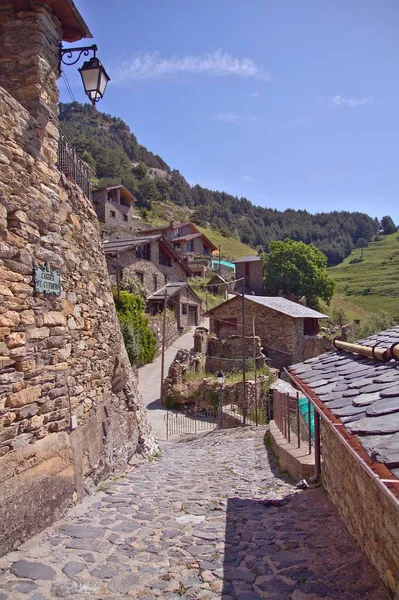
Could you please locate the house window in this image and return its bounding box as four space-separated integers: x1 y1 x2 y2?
304 318 319 336
187 240 194 252
110 210 116 218
153 274 158 291
159 247 172 267
136 243 150 261
182 303 188 315
136 271 144 284
123 214 128 222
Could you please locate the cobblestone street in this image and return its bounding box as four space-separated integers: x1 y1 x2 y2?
0 427 390 600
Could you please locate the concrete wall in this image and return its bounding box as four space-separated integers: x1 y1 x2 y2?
0 3 157 555
321 422 399 596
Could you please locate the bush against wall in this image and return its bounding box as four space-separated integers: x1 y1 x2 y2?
113 290 156 366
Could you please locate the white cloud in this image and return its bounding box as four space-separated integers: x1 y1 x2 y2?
113 50 273 82
241 175 253 182
331 95 373 108
215 111 260 126
252 91 260 98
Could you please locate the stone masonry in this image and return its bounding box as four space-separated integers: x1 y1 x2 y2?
321 421 399 596
115 239 189 295
209 297 330 369
0 2 157 556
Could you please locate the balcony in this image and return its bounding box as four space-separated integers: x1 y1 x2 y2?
57 130 92 199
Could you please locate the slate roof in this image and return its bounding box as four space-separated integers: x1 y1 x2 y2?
148 282 200 303
234 255 261 263
244 296 329 319
289 326 399 480
172 233 202 242
103 236 160 254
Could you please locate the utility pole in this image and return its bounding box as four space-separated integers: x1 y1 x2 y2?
253 316 258 426
160 286 168 404
241 276 246 424
116 268 120 300
218 245 221 275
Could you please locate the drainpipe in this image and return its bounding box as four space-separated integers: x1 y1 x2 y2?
309 409 321 483
333 338 399 362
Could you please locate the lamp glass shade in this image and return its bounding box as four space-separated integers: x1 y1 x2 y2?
79 57 110 105
217 371 225 385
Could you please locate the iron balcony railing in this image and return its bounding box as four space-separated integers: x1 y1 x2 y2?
57 130 92 199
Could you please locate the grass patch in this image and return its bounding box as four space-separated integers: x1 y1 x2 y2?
197 225 257 260
328 233 399 321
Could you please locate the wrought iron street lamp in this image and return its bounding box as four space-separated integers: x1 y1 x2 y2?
217 371 225 429
59 44 110 106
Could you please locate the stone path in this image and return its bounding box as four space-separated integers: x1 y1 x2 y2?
138 326 199 441
0 427 390 600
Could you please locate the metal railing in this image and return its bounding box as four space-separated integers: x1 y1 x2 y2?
57 130 92 199
273 390 314 454
164 403 266 440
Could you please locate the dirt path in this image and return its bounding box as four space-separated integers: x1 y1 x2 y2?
0 427 390 600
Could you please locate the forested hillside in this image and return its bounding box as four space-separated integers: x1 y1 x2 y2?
60 102 388 266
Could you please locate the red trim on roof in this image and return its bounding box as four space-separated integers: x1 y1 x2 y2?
288 370 399 498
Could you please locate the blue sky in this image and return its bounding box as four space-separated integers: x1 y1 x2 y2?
60 0 399 223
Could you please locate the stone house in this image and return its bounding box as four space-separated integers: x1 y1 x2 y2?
288 327 399 597
138 221 217 259
92 185 136 234
207 295 329 368
103 235 192 295
147 282 201 328
234 255 264 295
0 0 156 555
206 273 230 300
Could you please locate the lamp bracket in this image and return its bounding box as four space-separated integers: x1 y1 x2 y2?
59 43 98 74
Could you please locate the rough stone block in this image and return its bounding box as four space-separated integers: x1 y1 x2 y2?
26 327 50 340
0 369 23 384
0 203 6 229
6 331 26 348
0 423 18 444
6 384 42 408
39 312 66 327
0 310 20 327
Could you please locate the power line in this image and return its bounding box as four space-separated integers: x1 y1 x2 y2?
61 71 76 103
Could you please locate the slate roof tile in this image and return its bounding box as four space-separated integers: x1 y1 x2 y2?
342 389 360 397
366 397 399 416
360 433 399 465
349 413 399 435
352 392 382 406
288 325 399 478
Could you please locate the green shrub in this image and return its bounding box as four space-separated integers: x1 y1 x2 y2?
348 311 397 342
113 290 156 366
165 395 176 410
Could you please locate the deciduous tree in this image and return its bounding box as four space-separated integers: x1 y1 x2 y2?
261 239 335 310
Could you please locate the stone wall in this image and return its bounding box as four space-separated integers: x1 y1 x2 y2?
0 77 157 554
321 422 399 596
148 310 180 356
209 298 327 369
114 241 188 295
205 334 264 373
235 260 264 295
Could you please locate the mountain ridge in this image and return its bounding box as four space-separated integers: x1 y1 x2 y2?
59 101 382 266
